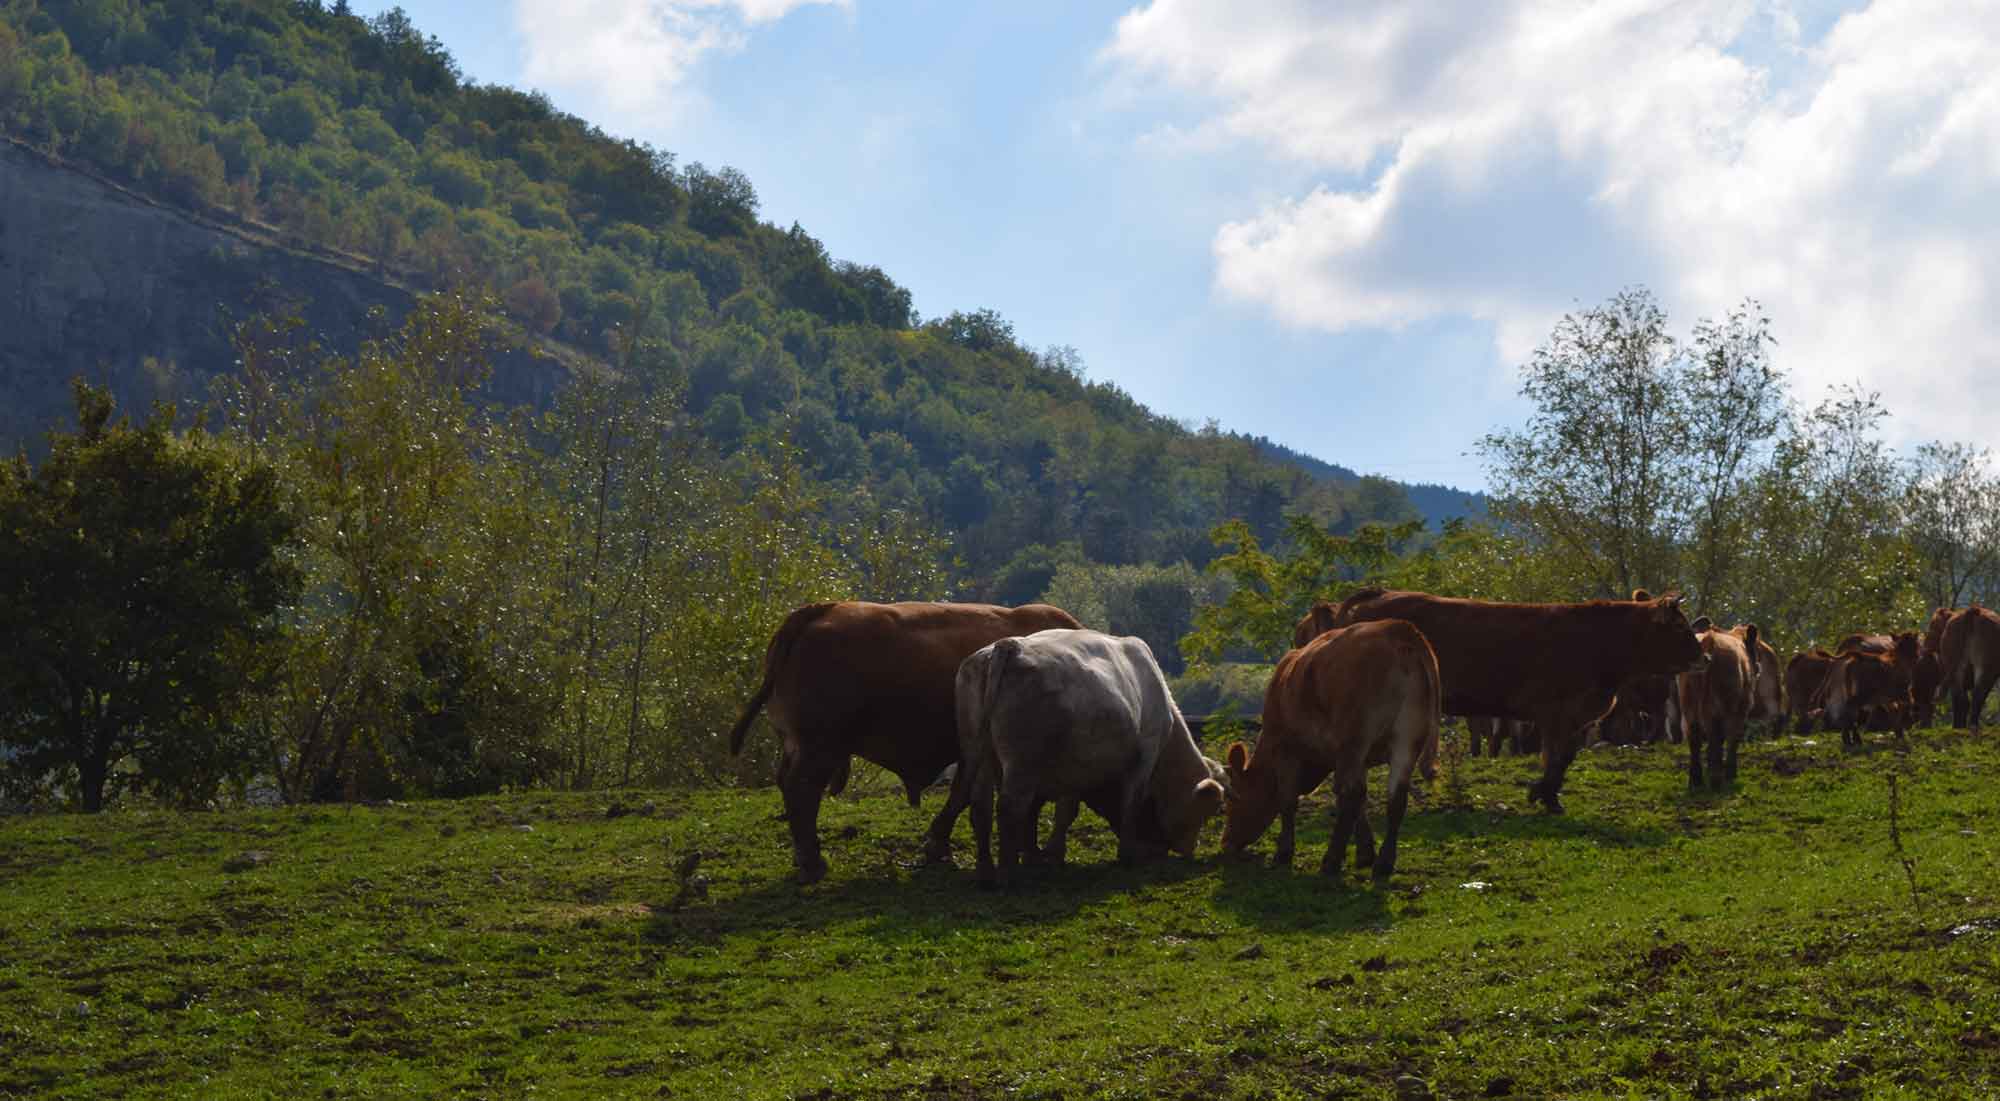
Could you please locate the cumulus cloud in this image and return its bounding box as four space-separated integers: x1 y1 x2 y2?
1105 0 2000 448
516 0 846 116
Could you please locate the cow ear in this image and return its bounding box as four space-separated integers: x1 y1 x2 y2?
1631 588 1652 602
1226 741 1249 776
1691 616 1712 633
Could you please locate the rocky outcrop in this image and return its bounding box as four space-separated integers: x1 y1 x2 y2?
0 141 563 450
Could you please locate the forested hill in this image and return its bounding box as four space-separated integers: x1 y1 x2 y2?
0 0 1483 588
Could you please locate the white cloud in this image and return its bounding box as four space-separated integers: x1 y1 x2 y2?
1105 0 2000 449
515 0 847 116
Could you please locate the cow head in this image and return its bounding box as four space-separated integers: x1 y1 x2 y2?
1642 593 1708 673
1162 763 1227 857
1292 602 1339 650
1219 740 1278 857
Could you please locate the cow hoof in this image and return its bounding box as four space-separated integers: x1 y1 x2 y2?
795 857 829 885
920 838 952 865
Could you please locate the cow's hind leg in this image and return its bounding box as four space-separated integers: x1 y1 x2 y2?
781 748 840 885
1373 738 1419 884
1706 723 1728 791
995 773 1038 888
1686 721 1705 790
1971 667 1997 733
968 762 997 887
922 761 976 865
1352 803 1377 871
1723 722 1741 783
1042 797 1081 867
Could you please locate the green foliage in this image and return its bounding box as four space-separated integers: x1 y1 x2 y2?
1040 559 1224 676
201 292 953 802
0 380 299 811
1182 516 1425 672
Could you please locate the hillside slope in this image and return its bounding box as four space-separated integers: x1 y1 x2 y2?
0 0 1483 583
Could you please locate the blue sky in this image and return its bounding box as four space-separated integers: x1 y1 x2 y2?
353 1 2000 492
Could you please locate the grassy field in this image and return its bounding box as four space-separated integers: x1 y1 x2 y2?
4 727 2000 1100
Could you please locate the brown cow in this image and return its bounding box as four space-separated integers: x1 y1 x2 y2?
1678 619 1759 789
727 600 1081 883
1220 619 1440 882
1834 632 1925 731
1298 589 1706 813
1732 625 1784 734
1940 605 2000 731
1784 650 1836 735
1820 647 1915 748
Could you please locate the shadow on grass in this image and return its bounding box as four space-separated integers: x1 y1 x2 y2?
648 843 1219 945
1203 856 1394 932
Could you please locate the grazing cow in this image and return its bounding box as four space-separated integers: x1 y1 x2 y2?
1784 650 1840 735
1220 620 1440 882
953 629 1226 886
1940 605 2000 731
1732 625 1785 734
727 600 1081 884
1820 647 1915 748
1298 589 1706 813
1677 619 1759 789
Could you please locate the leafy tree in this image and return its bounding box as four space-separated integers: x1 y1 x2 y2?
0 381 299 811
1902 442 2000 611
1479 287 1685 600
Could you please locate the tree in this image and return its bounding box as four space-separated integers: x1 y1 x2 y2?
0 382 299 811
1681 301 1785 609
1479 287 1685 600
1902 442 2000 610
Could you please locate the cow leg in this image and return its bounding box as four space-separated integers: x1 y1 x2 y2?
1115 775 1151 867
968 766 997 887
1686 721 1705 790
922 760 978 865
1372 761 1415 884
1527 717 1587 814
1352 799 1377 871
781 750 839 885
1042 797 1081 867
1723 723 1741 783
1971 668 1998 733
1273 795 1299 867
1320 775 1366 880
1706 724 1728 791
1952 673 1971 729
995 779 1037 887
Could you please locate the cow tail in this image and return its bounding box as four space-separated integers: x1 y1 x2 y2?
964 638 1020 800
727 602 838 755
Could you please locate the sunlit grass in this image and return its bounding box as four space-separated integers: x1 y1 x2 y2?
3 727 1998 1099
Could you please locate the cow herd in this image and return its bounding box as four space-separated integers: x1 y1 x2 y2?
727 594 2000 887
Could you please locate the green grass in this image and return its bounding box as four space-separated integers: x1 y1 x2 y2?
5 728 2000 1100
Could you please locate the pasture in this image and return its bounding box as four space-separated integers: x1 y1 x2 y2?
4 728 1999 1099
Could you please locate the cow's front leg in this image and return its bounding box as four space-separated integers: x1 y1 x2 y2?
1272 796 1298 867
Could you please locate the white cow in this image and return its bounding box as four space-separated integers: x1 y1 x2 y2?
952 628 1226 886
